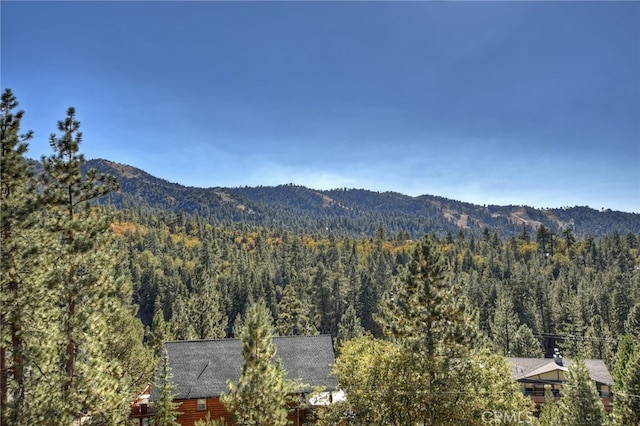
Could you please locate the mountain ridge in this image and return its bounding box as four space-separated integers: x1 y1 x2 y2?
87 158 640 238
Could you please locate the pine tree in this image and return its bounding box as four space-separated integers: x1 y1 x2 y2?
491 291 520 355
97 304 156 424
562 228 576 256
378 235 475 357
149 303 171 357
0 88 47 425
611 287 630 336
613 336 640 425
2 97 154 424
625 302 640 339
193 273 227 339
373 236 486 424
276 283 316 336
39 106 135 423
335 304 365 352
170 295 198 340
311 264 337 334
221 301 291 425
152 350 182 426
583 314 614 363
511 323 543 357
557 294 587 358
558 358 609 426
538 386 560 426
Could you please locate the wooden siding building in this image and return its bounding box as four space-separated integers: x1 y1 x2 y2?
132 335 338 426
507 351 614 414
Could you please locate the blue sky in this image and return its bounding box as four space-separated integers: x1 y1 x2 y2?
2 1 639 212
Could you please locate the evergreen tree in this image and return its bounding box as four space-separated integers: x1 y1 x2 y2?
611 286 630 336
538 386 560 426
562 228 576 255
311 264 337 334
39 107 137 423
556 294 587 358
95 305 156 424
613 336 640 425
625 302 640 339
335 304 365 352
558 358 609 426
369 236 519 425
378 235 475 357
358 273 380 335
615 334 637 386
193 273 227 339
152 350 182 426
2 97 154 424
0 88 46 425
511 324 543 357
148 302 171 357
170 295 198 340
491 291 520 355
583 314 614 364
276 283 316 336
359 243 391 337
221 301 291 425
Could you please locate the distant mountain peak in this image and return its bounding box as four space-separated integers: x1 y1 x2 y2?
85 158 640 238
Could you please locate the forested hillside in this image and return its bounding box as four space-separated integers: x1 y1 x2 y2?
4 90 640 425
116 207 640 367
87 159 640 239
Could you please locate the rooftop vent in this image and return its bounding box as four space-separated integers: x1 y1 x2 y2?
553 348 563 366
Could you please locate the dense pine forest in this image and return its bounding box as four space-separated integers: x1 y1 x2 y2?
2 90 640 425
115 205 640 366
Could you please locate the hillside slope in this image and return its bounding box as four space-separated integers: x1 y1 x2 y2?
88 159 640 238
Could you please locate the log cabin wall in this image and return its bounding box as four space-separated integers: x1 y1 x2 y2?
175 398 230 426
174 397 309 426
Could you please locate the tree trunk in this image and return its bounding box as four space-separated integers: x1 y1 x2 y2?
65 297 76 391
1 342 7 426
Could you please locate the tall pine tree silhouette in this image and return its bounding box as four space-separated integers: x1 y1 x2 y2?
221 301 290 425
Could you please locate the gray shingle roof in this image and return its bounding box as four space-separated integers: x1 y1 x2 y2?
508 357 614 386
152 335 338 401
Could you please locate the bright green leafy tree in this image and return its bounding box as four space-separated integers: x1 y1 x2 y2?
329 236 531 425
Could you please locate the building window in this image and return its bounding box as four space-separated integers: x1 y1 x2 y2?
197 399 207 411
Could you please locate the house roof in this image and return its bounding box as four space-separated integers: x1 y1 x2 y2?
508 357 614 386
151 335 338 401
523 361 568 379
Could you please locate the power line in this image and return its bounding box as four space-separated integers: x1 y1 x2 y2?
533 332 620 343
